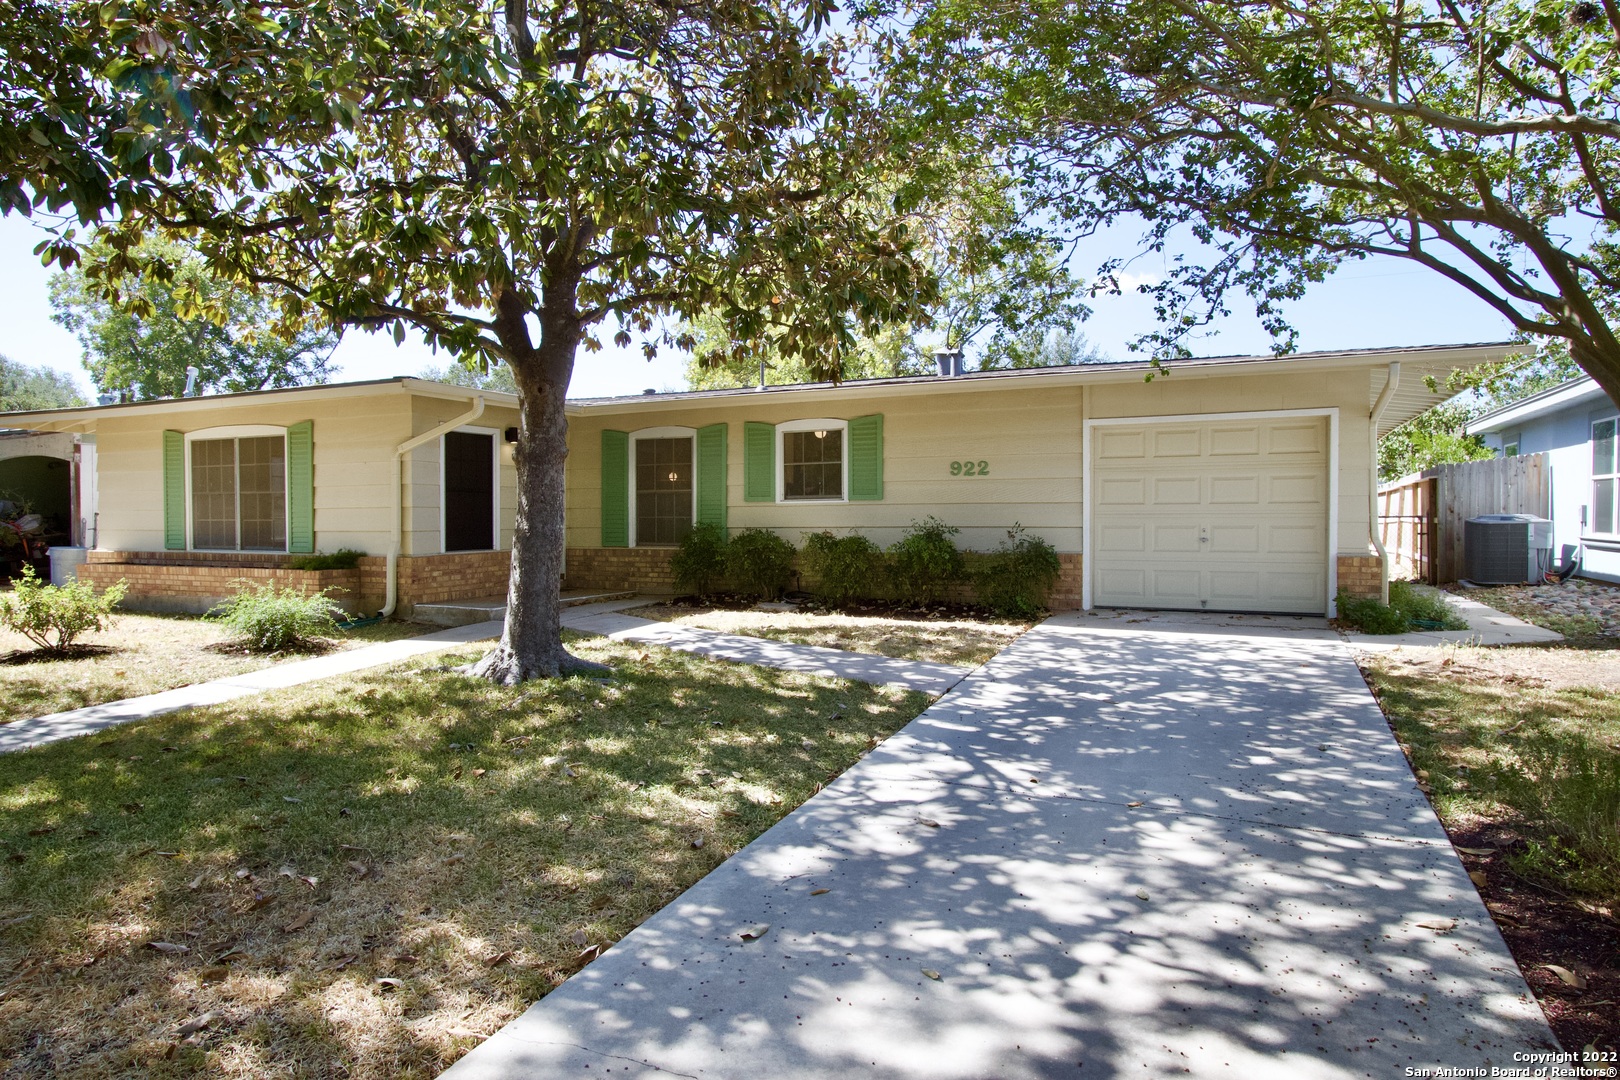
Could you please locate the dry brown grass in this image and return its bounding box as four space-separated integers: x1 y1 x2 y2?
629 602 1033 667
0 632 929 1077
0 614 422 722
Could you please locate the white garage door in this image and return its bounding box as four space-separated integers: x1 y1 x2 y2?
1090 415 1331 615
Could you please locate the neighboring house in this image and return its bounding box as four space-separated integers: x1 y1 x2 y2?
0 429 94 546
1468 375 1620 584
0 342 1510 618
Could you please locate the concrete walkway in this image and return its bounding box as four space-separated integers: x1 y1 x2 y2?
561 606 971 695
1343 588 1563 649
1 599 968 754
442 609 1555 1080
0 621 503 755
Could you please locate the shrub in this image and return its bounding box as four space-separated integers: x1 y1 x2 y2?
0 566 126 651
287 548 364 571
209 581 342 652
888 516 963 604
971 525 1062 617
1336 581 1468 634
724 528 796 600
801 531 885 606
671 522 729 596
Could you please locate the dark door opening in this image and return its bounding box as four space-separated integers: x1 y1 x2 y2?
444 431 495 552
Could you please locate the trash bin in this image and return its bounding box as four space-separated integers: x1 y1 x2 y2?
48 546 88 586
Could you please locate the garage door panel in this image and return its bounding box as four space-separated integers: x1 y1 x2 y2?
1092 415 1329 615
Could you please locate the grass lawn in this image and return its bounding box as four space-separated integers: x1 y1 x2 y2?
1360 643 1620 1050
0 632 929 1078
628 602 1034 667
0 614 423 723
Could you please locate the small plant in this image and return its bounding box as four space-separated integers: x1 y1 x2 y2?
287 548 364 571
1336 581 1468 634
209 581 342 652
0 566 126 651
971 525 1062 617
724 528 796 600
888 516 963 604
1488 732 1620 901
801 531 885 606
671 522 729 596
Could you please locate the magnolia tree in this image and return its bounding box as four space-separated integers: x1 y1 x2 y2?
3 0 931 681
899 0 1620 403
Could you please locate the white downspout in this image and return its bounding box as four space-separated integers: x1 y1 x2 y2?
382 395 485 618
1369 363 1401 606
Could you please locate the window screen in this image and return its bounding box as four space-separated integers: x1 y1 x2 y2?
635 437 693 546
783 428 842 500
190 436 286 551
1595 418 1618 536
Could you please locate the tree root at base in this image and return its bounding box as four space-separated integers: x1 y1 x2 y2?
460 645 612 684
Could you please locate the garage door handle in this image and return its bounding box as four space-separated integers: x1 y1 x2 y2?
1199 536 1209 543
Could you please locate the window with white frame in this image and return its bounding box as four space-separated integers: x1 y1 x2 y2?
1594 417 1618 536
630 427 696 546
189 432 287 551
778 418 846 502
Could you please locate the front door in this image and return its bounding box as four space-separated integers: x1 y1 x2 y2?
444 430 495 552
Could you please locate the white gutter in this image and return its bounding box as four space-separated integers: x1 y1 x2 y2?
1369 363 1400 605
382 395 485 618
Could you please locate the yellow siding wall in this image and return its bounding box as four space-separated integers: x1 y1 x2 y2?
91 388 518 558
566 384 1086 553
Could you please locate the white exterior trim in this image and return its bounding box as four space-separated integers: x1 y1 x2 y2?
1082 407 1341 616
439 425 502 554
182 425 292 553
627 426 698 548
1468 376 1610 435
775 418 849 504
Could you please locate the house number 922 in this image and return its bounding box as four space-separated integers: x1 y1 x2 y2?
950 460 990 476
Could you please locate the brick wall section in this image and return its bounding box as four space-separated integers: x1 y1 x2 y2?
79 560 362 615
79 550 511 616
563 546 1085 610
1337 553 1384 600
564 547 678 594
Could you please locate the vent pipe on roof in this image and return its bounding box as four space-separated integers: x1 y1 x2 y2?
934 348 963 377
183 366 199 398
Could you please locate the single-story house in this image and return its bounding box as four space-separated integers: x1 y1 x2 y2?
0 341 1510 617
1467 375 1620 584
0 429 95 552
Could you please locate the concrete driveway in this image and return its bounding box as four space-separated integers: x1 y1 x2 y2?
443 610 1556 1079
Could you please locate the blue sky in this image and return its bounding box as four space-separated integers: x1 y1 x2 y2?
0 211 1512 402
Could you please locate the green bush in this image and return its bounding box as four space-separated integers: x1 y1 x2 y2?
888 516 963 604
801 531 885 606
670 522 729 596
287 548 364 571
724 528 796 600
971 525 1062 617
1337 581 1468 634
209 581 343 652
0 566 126 651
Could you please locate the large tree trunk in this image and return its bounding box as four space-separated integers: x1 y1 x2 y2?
465 293 606 683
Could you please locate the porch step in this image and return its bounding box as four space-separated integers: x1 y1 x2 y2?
412 590 638 628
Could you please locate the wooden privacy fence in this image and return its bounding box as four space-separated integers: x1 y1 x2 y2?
1378 453 1551 584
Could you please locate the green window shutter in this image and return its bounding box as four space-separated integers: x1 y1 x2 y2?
162 430 186 550
286 420 315 553
743 422 776 502
849 414 884 501
696 423 728 530
600 429 629 547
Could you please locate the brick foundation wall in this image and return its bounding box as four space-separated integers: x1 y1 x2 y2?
79 549 512 617
1337 553 1384 600
563 545 1085 611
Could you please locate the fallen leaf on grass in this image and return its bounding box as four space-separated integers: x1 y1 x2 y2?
375 977 403 991
1544 965 1587 989
346 861 370 877
569 929 589 946
1468 871 1488 888
186 875 205 891
738 924 770 942
0 915 32 929
147 942 189 955
175 1012 214 1036
25 827 54 837
921 968 942 981
690 837 705 849
198 966 230 984
316 953 358 972
282 910 314 932
215 948 249 964
1456 846 1496 856
485 951 512 968
282 796 302 804
1415 918 1457 933
121 802 143 814
443 853 465 866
